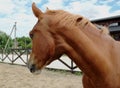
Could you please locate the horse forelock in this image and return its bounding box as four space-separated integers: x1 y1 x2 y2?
45 9 90 29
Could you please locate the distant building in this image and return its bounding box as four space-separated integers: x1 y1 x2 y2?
91 15 120 41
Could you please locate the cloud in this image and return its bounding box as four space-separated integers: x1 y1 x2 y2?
0 0 37 37
98 0 114 5
111 10 120 16
0 0 15 15
41 0 114 20
116 1 120 5
0 0 120 37
31 0 42 4
56 0 112 19
41 0 64 11
78 3 112 19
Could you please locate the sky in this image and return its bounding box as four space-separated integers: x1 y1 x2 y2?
0 0 120 37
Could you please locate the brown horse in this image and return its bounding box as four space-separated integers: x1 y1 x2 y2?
28 3 120 88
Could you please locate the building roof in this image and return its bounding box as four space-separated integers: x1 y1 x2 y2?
91 15 120 23
109 26 120 32
90 15 120 32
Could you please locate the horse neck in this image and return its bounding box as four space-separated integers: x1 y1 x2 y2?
56 22 113 78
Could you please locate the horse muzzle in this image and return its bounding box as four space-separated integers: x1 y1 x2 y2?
27 54 41 75
27 62 41 75
29 64 36 73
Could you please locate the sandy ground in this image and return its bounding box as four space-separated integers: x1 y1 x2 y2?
0 63 83 88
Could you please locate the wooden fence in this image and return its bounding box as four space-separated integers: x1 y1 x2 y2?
0 48 80 73
0 48 30 65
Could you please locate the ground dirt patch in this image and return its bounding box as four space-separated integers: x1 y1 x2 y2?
0 63 83 88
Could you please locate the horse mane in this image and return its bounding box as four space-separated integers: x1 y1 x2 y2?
95 24 110 34
46 9 91 29
100 26 109 34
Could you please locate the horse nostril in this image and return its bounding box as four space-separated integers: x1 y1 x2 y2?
30 64 36 73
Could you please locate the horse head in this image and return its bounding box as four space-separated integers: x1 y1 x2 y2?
28 3 69 74
28 2 90 74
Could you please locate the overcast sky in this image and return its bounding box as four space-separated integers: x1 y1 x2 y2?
0 0 120 37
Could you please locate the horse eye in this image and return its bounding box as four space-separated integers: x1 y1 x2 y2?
30 33 34 39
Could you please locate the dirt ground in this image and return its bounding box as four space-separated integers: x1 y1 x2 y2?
0 63 83 88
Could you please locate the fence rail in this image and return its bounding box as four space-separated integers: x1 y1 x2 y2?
0 48 80 73
0 48 30 65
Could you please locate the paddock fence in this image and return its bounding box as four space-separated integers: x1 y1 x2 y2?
0 48 30 65
0 48 80 73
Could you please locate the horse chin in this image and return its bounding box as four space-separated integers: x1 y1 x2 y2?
32 70 42 75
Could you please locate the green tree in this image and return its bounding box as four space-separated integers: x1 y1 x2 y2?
0 31 13 49
0 30 32 49
16 36 31 49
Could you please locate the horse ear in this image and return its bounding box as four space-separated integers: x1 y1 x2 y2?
32 2 43 18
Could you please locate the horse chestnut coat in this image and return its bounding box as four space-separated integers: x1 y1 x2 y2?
28 3 120 88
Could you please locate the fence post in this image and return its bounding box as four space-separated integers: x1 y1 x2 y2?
2 48 3 61
12 49 14 64
26 49 28 66
71 60 74 73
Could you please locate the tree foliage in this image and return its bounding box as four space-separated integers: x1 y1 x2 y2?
0 31 32 49
0 31 13 49
16 36 32 49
